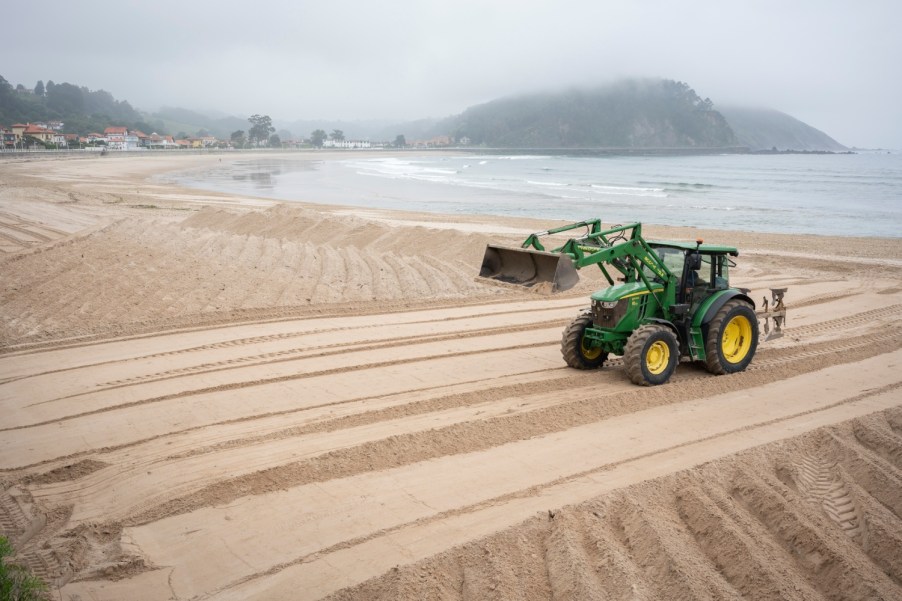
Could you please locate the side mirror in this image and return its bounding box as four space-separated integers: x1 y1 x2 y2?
687 252 702 271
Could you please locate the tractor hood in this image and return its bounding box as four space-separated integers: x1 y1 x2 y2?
590 281 663 303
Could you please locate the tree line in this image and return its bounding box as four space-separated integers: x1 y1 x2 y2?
0 75 149 136
0 75 414 148
229 126 360 148
1 74 396 148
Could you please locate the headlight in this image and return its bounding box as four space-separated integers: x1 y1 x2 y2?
601 301 618 309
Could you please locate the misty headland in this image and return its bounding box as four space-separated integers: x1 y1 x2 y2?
1 75 849 154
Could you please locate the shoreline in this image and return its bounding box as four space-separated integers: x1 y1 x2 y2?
151 150 901 240
3 150 901 238
1 151 900 345
2 150 900 247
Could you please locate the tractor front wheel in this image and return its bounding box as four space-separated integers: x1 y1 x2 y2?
561 312 608 369
704 300 759 375
624 324 679 386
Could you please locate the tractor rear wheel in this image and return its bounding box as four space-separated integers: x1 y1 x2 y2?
704 299 759 375
624 324 679 386
561 312 608 369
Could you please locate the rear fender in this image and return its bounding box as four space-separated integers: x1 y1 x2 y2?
693 289 755 340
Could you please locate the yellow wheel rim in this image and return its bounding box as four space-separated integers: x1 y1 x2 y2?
580 335 602 361
722 315 753 363
646 340 670 375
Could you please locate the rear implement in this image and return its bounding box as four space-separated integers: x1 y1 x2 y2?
756 287 788 341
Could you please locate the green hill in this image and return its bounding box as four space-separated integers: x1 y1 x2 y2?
0 75 146 135
0 75 246 138
439 79 739 149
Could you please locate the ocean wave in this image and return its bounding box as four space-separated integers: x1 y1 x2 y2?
350 158 461 182
587 184 667 198
363 173 459 186
464 155 553 161
591 183 664 193
173 152 902 238
640 180 722 189
527 180 570 187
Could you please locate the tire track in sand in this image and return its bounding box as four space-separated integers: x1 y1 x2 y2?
126 366 901 601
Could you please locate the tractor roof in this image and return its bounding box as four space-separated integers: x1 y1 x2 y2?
647 240 739 256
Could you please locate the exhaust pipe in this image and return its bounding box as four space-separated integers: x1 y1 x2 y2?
479 245 580 292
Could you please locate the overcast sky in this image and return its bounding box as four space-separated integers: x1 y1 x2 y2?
5 1 901 147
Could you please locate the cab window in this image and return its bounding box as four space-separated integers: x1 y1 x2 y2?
647 247 685 281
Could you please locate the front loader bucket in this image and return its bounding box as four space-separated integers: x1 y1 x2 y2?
479 245 579 292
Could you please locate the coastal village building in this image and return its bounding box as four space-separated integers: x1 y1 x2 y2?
104 126 128 150
26 124 54 143
0 121 401 151
145 133 178 149
0 122 212 150
322 139 371 149
6 123 59 147
1 127 16 148
406 135 464 148
127 130 146 149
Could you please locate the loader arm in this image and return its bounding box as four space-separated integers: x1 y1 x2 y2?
521 219 603 251
563 234 675 311
479 220 675 294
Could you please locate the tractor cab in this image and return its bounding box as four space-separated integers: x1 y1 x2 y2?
646 241 738 306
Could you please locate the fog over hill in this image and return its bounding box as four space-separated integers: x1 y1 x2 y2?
431 80 738 149
372 80 848 152
2 71 851 152
718 106 848 151
145 80 857 152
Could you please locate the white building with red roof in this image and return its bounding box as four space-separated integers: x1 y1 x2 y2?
104 126 128 150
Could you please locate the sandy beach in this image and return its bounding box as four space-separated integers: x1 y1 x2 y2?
1 151 901 600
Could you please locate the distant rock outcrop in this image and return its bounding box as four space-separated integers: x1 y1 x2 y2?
718 106 847 151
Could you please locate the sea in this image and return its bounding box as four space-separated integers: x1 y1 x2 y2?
166 151 902 238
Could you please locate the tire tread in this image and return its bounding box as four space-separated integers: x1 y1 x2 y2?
704 299 758 375
624 324 679 386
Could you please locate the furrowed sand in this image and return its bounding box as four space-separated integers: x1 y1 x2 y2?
1 152 901 600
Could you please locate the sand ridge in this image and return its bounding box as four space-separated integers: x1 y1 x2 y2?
0 152 900 600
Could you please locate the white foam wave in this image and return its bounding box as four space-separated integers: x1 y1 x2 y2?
465 155 552 161
527 180 569 187
586 186 667 198
591 183 665 193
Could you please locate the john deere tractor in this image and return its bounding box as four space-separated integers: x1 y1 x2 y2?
479 219 785 386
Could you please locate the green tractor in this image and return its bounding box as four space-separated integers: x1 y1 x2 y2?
480 219 786 386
